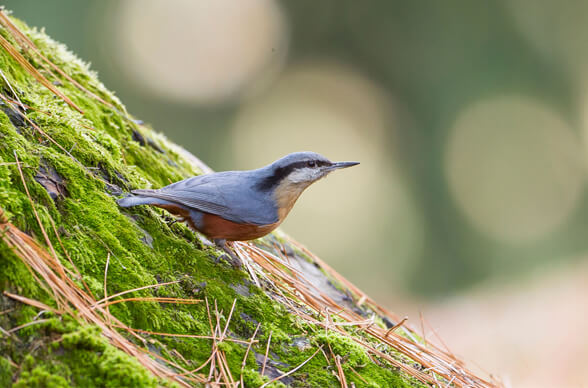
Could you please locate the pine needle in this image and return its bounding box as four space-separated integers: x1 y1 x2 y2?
334 354 348 388
241 322 261 370
261 330 272 377
385 316 408 338
91 280 180 308
3 291 60 314
98 296 202 309
103 252 111 324
8 318 50 333
260 346 323 388
0 33 82 113
110 324 251 345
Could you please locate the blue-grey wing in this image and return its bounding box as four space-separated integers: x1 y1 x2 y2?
132 172 278 225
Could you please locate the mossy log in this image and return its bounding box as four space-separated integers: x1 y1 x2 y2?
0 11 496 388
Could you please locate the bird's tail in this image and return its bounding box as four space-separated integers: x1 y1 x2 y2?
117 194 153 208
117 189 172 208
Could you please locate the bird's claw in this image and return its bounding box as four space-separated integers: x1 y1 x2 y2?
213 239 242 268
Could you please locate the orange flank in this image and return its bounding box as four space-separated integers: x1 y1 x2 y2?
200 213 280 241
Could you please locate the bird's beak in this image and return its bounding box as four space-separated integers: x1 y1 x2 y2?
328 161 360 170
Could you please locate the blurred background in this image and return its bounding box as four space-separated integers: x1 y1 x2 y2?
5 1 588 386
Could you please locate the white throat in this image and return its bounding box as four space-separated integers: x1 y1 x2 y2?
286 167 323 184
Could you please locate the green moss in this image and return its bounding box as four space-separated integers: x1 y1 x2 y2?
0 11 424 388
0 356 14 387
13 365 70 388
315 331 370 368
241 368 266 387
57 326 160 388
7 321 163 388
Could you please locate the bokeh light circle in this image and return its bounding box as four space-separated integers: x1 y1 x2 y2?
229 62 424 292
446 96 584 243
112 0 288 104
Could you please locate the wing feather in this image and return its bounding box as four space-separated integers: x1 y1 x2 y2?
131 173 279 225
132 189 230 215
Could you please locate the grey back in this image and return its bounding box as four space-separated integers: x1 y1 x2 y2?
133 169 279 225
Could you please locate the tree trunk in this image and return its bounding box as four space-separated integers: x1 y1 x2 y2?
0 10 496 388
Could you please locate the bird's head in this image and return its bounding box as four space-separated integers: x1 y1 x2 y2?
256 151 359 193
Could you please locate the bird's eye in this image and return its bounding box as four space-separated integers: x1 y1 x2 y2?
307 160 316 168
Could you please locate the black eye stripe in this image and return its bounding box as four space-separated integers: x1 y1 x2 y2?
282 160 328 170
255 159 331 191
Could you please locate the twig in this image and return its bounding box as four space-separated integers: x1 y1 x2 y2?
233 244 260 287
135 346 203 385
261 330 272 377
0 68 24 110
217 349 235 386
334 354 348 388
98 296 202 309
204 297 217 382
91 280 180 307
0 325 15 339
0 307 15 316
319 346 331 365
348 365 369 385
8 318 50 333
241 322 261 370
0 34 83 112
221 299 237 340
260 346 323 388
385 316 408 338
104 252 111 324
175 352 215 377
110 324 251 344
3 292 59 314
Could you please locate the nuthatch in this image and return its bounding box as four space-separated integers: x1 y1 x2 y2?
117 152 359 265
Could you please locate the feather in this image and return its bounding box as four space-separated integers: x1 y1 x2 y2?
126 172 279 225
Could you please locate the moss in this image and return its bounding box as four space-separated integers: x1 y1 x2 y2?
13 365 70 388
57 326 160 388
242 368 266 387
0 356 14 387
0 11 424 388
7 321 163 388
315 332 370 368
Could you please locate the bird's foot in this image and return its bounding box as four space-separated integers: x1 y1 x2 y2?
214 239 242 268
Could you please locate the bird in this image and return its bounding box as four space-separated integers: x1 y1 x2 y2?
117 151 359 266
